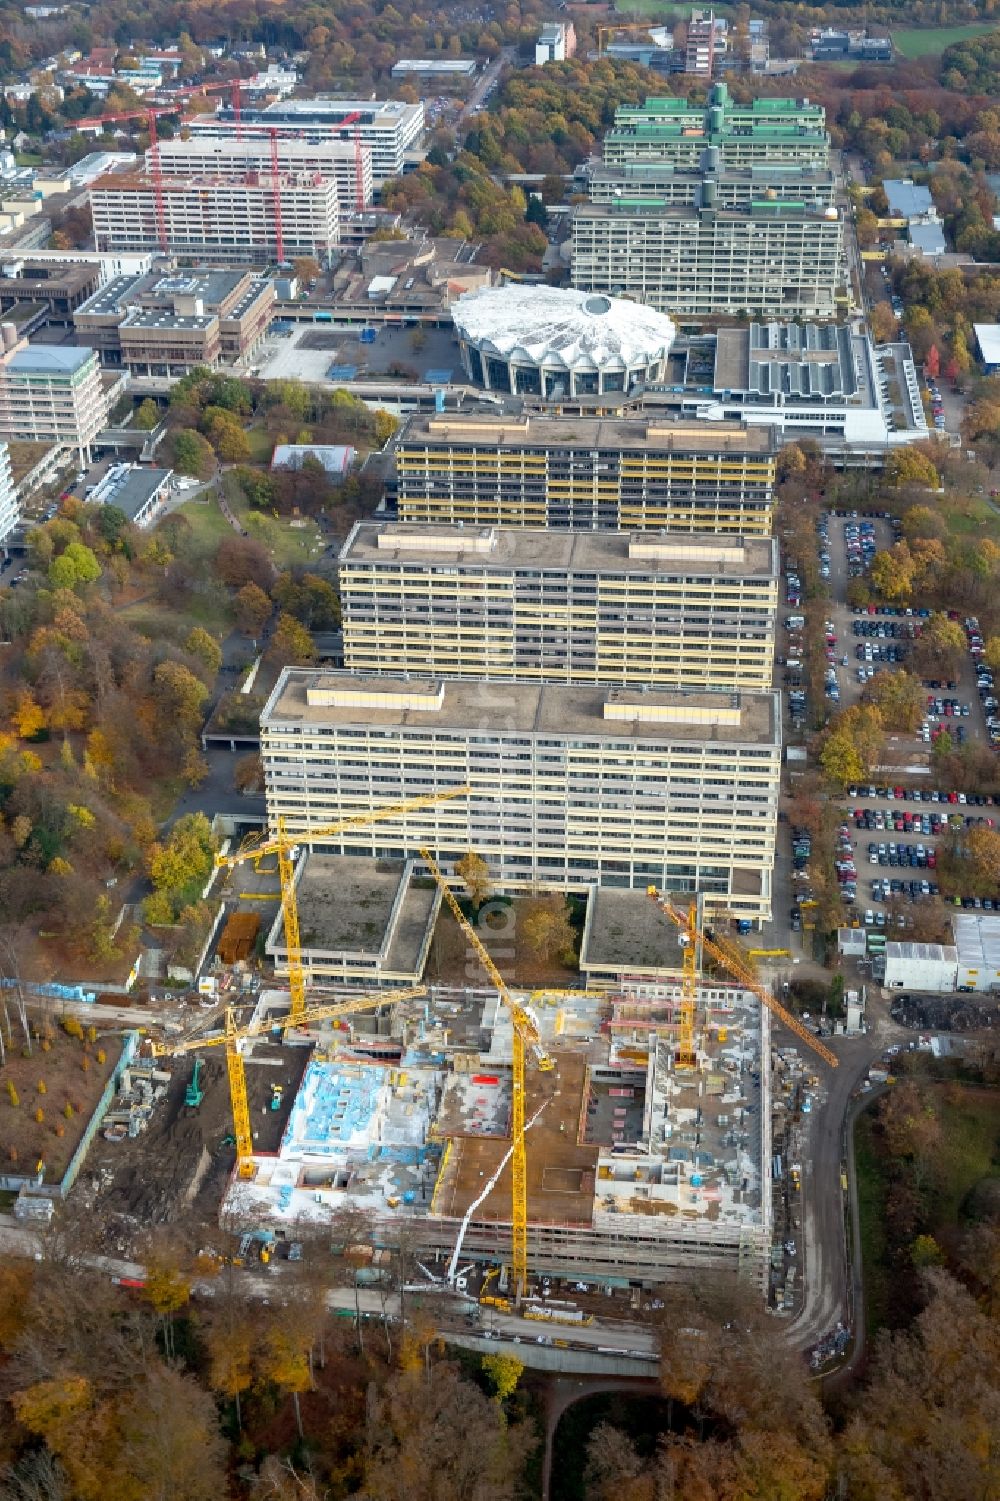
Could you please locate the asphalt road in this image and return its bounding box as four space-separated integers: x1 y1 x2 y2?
783 1019 896 1354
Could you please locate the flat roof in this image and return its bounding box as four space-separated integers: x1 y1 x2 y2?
975 324 1000 364
290 854 438 972
398 411 776 457
581 886 688 972
3 343 93 374
953 912 1000 970
100 466 170 519
264 669 780 747
341 521 778 579
884 179 934 219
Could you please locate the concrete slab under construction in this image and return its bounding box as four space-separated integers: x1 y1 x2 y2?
432 1051 598 1229
221 974 772 1288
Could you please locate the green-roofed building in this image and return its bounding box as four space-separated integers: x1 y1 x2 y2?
603 83 830 171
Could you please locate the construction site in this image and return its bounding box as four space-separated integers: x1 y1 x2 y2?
169 818 810 1293
65 784 838 1294
1 791 834 1299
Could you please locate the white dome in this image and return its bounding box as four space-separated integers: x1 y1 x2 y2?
453 285 675 375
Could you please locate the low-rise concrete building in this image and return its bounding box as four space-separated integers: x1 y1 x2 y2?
876 941 958 992
74 269 274 375
87 463 172 529
266 855 442 987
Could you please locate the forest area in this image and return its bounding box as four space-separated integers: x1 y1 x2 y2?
1 1195 999 1500
0 367 372 985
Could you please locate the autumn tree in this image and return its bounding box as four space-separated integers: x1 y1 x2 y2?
521 892 576 962
820 705 884 787
359 1365 534 1501
456 850 493 909
142 1246 191 1358
885 447 939 489
134 398 160 431
144 812 216 924
171 428 215 480
913 612 967 678
267 612 315 666
233 581 272 637
10 690 46 740
481 1351 523 1401
183 626 222 676
862 669 925 732
48 542 100 592
968 827 1000 894
839 1270 1000 1501
214 535 273 590
258 1301 315 1439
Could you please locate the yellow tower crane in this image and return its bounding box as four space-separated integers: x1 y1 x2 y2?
419 848 552 1296
151 986 427 1178
646 889 839 1069
215 787 470 1027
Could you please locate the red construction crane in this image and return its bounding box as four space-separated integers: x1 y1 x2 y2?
268 127 285 265
78 104 182 252
174 77 244 139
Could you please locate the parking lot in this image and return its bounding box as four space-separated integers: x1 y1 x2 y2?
779 499 999 943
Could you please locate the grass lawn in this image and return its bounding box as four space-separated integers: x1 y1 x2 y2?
892 21 996 57
854 1108 891 1339
174 491 233 552
854 1082 1000 1338
245 428 275 464
927 1085 1000 1233
944 496 999 537
613 0 732 15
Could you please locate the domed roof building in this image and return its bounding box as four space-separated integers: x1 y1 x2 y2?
452 284 676 399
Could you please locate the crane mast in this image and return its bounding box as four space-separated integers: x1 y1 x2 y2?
153 986 427 1177
419 848 551 1296
646 889 839 1069
215 785 469 1025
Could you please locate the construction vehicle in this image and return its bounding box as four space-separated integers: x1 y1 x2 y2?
646 890 839 1070
214 786 469 1027
420 848 552 1298
184 1057 205 1112
152 985 427 1179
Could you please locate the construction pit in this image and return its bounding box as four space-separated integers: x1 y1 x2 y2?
81 1035 309 1247
221 979 772 1288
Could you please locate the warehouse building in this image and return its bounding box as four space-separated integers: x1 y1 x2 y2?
260 669 781 924
876 941 959 992
89 171 340 265
151 135 375 210
338 521 778 691
74 269 274 374
954 913 1000 993
187 97 425 186
571 195 843 319
603 85 829 170
392 412 777 535
0 336 111 467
